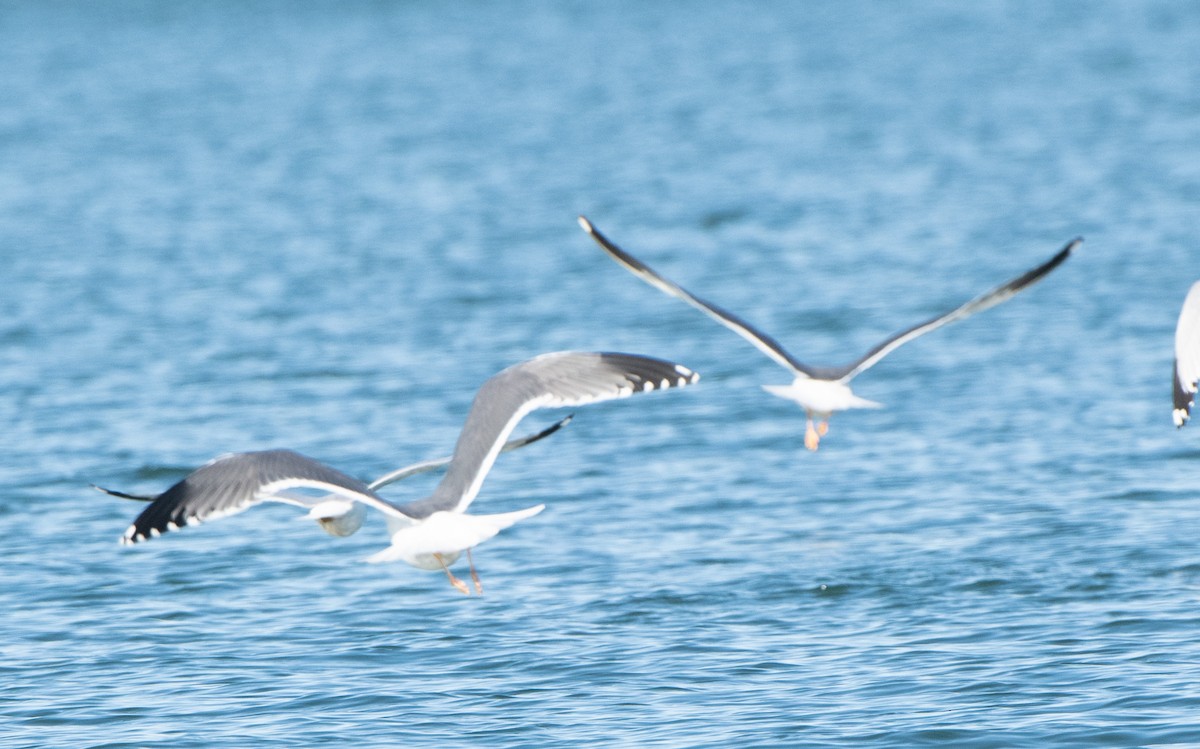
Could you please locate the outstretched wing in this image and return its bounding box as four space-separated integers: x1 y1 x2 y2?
367 415 573 490
832 237 1080 383
579 216 817 378
103 417 577 504
398 352 699 518
119 449 409 544
1174 281 1200 427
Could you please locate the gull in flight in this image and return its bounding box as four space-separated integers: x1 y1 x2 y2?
1173 281 1200 427
102 351 699 593
579 216 1077 450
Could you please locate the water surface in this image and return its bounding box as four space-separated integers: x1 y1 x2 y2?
2 2 1199 747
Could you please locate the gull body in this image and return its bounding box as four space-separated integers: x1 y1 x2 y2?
579 216 1078 450
375 506 544 570
761 379 882 421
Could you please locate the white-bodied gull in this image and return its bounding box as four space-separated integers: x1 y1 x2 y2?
579 216 1078 450
1173 280 1200 427
104 351 699 593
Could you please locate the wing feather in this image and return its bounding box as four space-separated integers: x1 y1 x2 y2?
120 449 409 544
579 216 816 378
832 237 1080 382
398 352 699 518
367 416 574 490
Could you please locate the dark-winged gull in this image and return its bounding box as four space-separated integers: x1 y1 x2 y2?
1173 281 1200 427
579 216 1077 450
106 352 698 593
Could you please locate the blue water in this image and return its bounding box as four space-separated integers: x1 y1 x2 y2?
2 1 1199 746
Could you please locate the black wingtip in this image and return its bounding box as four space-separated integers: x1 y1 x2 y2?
92 484 156 502
534 414 574 440
577 216 620 253
1048 236 1082 266
1007 236 1079 291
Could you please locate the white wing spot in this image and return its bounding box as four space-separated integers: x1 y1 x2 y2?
166 522 179 532
643 380 655 392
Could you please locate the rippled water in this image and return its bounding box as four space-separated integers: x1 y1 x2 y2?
3 1 1199 747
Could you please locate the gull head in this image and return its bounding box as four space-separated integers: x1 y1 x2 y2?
305 498 367 537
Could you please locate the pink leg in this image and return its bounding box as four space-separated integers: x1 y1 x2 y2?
804 416 821 451
467 548 483 595
435 553 470 595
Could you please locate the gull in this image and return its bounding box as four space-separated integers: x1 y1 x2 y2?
1173 281 1200 427
579 216 1078 450
103 351 699 593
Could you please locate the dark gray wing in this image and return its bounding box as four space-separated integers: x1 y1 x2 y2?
1174 281 1200 427
831 237 1080 383
579 216 818 378
398 352 700 518
120 449 409 544
367 415 573 490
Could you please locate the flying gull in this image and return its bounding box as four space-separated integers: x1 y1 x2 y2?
579 216 1077 450
1173 280 1200 427
104 352 699 593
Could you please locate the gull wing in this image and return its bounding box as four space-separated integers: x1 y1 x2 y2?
367 415 573 490
94 484 331 507
579 216 817 378
832 237 1080 383
1174 281 1200 427
118 449 410 545
397 352 699 518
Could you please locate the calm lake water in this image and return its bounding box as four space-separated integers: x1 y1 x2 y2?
2 1 1199 747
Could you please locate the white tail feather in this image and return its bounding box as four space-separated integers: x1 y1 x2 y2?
762 382 882 413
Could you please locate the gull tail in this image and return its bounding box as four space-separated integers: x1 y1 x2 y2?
761 384 883 410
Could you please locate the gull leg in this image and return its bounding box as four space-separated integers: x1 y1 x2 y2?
804 416 821 451
817 420 829 436
467 548 483 595
435 553 470 595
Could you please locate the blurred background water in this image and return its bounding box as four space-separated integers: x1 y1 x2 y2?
1 1 1198 747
